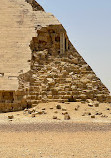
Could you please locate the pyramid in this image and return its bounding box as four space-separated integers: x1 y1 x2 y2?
0 0 110 112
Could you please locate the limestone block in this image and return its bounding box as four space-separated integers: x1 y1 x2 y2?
80 77 90 84
79 94 87 100
71 86 77 91
96 94 106 102
47 95 53 99
62 95 71 99
66 78 72 83
47 78 55 86
106 96 111 103
71 58 79 64
58 91 66 95
62 70 69 77
87 74 95 80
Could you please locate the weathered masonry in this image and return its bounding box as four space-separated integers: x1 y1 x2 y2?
0 0 110 112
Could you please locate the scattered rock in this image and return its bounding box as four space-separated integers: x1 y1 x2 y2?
24 108 28 112
42 108 46 110
54 111 58 114
56 105 61 109
86 99 93 103
75 107 78 111
16 114 20 116
82 112 91 116
62 112 68 115
38 111 44 115
8 115 14 119
50 107 53 110
32 113 36 118
88 112 91 115
106 108 110 111
91 115 95 118
81 101 85 103
101 115 108 118
95 112 102 115
82 113 85 116
75 105 80 111
64 102 70 104
53 116 57 119
94 101 99 107
64 114 70 120
28 109 34 114
88 103 93 107
62 108 67 111
23 108 29 115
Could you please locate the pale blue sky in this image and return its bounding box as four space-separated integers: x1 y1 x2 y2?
37 0 111 93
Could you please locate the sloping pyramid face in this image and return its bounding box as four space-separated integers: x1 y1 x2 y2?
0 0 110 111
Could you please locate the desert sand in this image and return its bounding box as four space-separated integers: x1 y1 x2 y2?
0 102 111 158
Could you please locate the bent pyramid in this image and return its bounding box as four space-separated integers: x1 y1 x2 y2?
0 0 110 111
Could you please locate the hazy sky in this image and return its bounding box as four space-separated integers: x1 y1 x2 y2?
37 0 111 93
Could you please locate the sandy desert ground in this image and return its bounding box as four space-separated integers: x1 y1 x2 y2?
0 102 111 158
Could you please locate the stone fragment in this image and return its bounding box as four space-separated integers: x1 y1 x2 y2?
95 112 102 115
64 114 70 120
64 102 70 104
94 101 99 107
56 105 61 109
101 115 108 118
62 108 67 111
53 116 57 119
62 112 68 115
91 115 95 118
8 115 14 119
32 113 36 118
24 108 28 112
71 58 78 64
54 111 58 114
23 108 29 115
88 112 91 115
82 112 91 116
82 113 85 116
88 103 93 107
42 108 46 110
38 111 44 115
75 105 80 111
28 109 33 114
86 99 93 103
